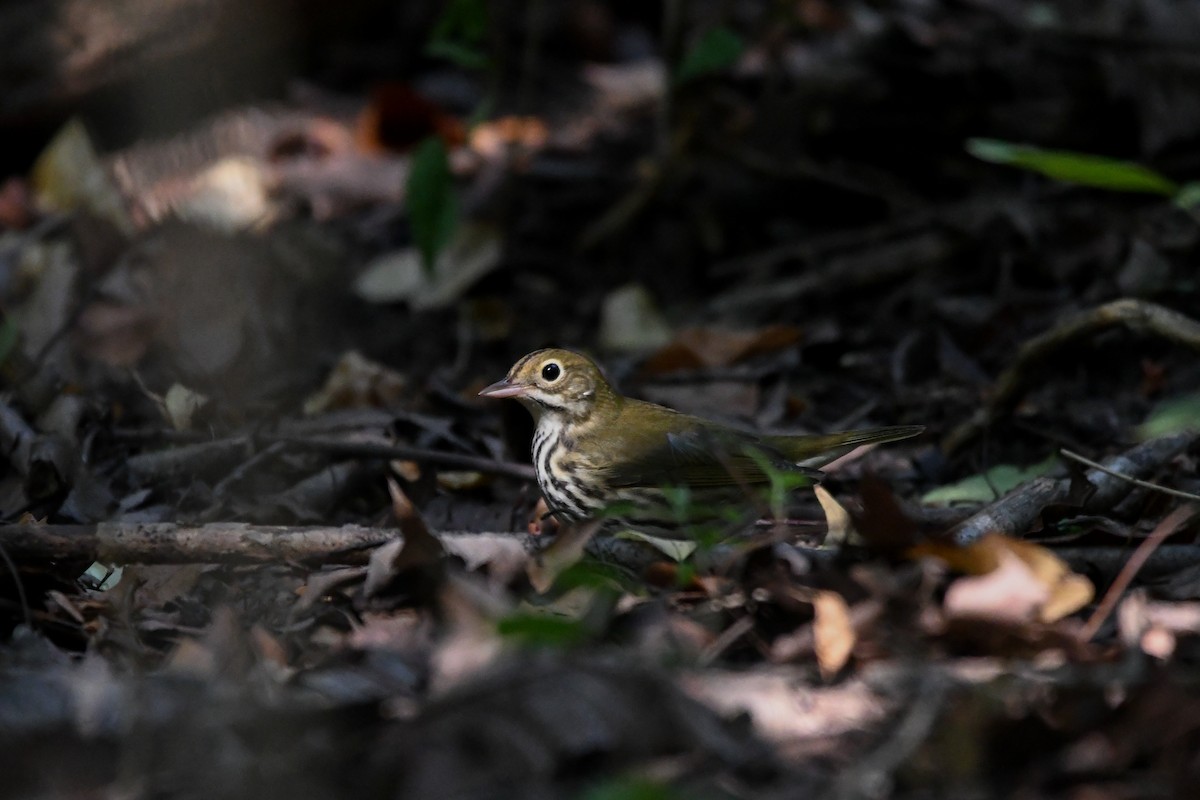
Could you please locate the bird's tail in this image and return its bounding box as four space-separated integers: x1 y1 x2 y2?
768 425 924 468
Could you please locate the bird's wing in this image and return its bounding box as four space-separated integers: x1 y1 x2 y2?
599 406 823 489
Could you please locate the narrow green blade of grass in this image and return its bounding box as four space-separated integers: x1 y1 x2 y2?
967 138 1178 195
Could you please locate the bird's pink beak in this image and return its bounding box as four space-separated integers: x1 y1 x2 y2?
478 378 528 399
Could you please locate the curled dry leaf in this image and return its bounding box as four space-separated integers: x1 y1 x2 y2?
814 485 855 546
812 590 856 679
303 350 408 415
913 534 1094 624
942 550 1049 624
440 533 529 586
526 521 602 594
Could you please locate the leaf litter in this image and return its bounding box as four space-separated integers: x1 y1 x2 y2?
1 1 1200 798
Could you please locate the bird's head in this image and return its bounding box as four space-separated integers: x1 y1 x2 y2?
479 348 615 422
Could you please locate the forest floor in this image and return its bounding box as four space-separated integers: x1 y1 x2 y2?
2 2 1200 798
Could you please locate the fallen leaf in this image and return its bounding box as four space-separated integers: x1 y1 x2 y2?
527 521 602 593
354 222 502 309
32 119 134 234
942 550 1049 623
440 533 530 585
812 590 855 679
161 383 209 431
598 283 673 353
913 534 1094 624
364 480 445 598
921 455 1059 506
1137 391 1200 440
303 350 408 414
814 485 855 546
388 478 445 570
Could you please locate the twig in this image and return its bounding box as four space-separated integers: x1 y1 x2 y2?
1079 504 1199 642
698 615 756 667
125 437 251 485
951 431 1197 544
1060 447 1200 502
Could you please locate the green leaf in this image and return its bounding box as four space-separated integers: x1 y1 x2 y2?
966 138 1179 195
1174 182 1200 210
921 455 1058 506
496 612 588 647
426 0 490 70
406 137 458 275
1138 392 1200 440
676 26 744 84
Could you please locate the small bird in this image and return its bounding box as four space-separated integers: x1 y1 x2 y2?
480 348 922 538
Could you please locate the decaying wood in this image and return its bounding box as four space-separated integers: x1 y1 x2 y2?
952 431 1199 544
0 521 399 564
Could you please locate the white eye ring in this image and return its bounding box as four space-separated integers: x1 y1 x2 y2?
541 361 562 382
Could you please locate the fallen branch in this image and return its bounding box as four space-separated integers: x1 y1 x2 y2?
951 431 1198 544
1 522 401 565
0 521 663 576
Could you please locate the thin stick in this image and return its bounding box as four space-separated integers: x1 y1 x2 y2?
1079 504 1198 642
1060 447 1200 502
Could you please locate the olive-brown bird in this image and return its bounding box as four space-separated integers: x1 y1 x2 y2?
480 348 922 537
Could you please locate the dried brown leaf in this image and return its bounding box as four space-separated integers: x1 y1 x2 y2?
526 522 600 593
812 590 856 679
918 534 1094 624
303 350 408 415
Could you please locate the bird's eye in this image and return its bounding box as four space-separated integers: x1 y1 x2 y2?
541 362 561 382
